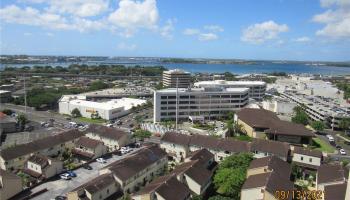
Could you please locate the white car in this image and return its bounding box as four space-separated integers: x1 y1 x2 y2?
60 173 71 180
96 158 106 163
339 149 347 155
106 124 113 127
326 135 335 142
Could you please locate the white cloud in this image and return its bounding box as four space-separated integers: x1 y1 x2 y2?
312 0 350 38
204 25 224 32
198 33 218 41
108 0 159 37
47 0 109 17
241 20 289 44
183 28 200 35
159 19 175 39
117 42 137 51
294 36 311 42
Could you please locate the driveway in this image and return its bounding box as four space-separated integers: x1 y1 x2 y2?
30 147 144 200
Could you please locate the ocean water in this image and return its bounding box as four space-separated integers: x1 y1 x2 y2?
1 61 350 75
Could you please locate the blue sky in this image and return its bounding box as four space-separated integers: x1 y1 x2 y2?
0 0 349 61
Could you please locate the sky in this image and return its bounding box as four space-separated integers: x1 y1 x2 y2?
0 0 349 61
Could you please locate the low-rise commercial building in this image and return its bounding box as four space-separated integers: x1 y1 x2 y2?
0 90 12 103
0 129 84 170
262 98 297 115
85 124 132 151
99 144 168 194
236 108 314 144
154 87 249 122
163 69 191 88
59 95 146 120
0 169 22 200
72 136 107 160
23 154 63 179
194 80 266 100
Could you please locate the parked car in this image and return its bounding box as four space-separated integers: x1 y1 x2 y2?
83 164 92 170
60 173 71 180
55 196 67 200
336 145 342 149
326 135 335 142
66 170 77 177
96 158 106 163
106 123 113 127
339 149 347 155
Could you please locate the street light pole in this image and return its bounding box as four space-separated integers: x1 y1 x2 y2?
176 77 178 132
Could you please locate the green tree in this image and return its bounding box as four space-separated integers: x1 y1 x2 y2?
208 195 232 200
133 129 152 140
311 121 325 132
339 118 350 130
89 80 109 91
2 109 13 115
213 153 253 199
292 107 309 125
71 108 82 118
16 114 27 130
191 195 203 200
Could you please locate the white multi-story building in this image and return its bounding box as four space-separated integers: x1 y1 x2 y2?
194 80 266 100
59 95 146 120
154 87 249 122
163 69 191 88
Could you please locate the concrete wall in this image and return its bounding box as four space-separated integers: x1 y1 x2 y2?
0 175 22 200
43 160 63 179
292 153 321 168
160 142 189 162
247 167 270 178
241 187 264 200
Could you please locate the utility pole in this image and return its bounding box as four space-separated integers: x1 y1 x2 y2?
24 74 27 113
176 77 178 132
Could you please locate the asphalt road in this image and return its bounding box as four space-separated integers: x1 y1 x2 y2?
30 146 145 200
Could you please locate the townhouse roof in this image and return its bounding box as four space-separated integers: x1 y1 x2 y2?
105 145 167 182
242 172 293 199
324 183 347 200
248 156 292 179
236 108 279 128
155 176 191 200
317 164 346 184
86 124 127 141
133 175 174 196
71 148 95 159
237 108 314 137
0 129 85 161
188 149 214 163
72 173 117 194
27 154 49 168
265 121 314 137
161 132 191 146
75 136 104 149
251 139 290 159
184 163 213 186
293 146 322 158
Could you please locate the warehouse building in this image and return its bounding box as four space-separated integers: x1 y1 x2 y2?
194 80 266 100
154 87 249 122
59 95 146 120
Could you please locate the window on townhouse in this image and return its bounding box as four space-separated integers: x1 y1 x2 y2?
309 158 312 162
107 189 109 194
301 156 304 161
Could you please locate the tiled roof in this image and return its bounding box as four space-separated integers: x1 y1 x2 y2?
86 124 128 140
251 139 290 159
75 136 104 149
317 164 346 184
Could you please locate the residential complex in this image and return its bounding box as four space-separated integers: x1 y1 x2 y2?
281 91 350 129
162 69 191 88
194 80 266 100
154 87 249 122
59 95 146 120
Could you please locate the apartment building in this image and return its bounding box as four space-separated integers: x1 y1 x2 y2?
72 136 107 160
99 144 168 194
23 154 63 179
0 129 84 170
0 169 22 200
85 124 132 151
194 80 266 100
68 173 120 200
132 149 215 200
281 91 350 130
154 87 249 122
162 69 191 88
236 108 314 144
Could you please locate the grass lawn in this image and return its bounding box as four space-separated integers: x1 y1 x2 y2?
311 138 336 153
77 117 106 124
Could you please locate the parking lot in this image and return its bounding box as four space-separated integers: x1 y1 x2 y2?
30 146 145 200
